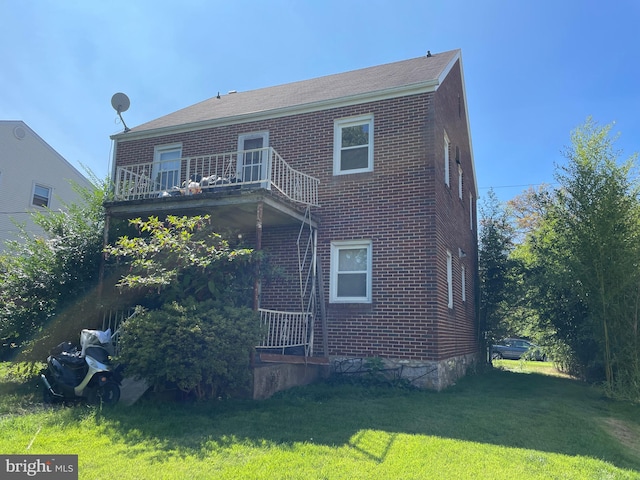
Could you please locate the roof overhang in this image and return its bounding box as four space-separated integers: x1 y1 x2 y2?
111 78 442 143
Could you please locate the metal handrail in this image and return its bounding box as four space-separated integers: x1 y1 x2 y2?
257 308 312 354
114 148 319 206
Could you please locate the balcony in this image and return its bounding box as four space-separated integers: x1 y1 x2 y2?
113 147 319 207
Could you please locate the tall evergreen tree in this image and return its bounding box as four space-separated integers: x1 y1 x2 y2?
478 189 518 352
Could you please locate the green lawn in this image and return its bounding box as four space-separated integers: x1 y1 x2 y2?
1 360 639 479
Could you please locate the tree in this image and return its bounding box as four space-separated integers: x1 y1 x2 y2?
507 185 554 242
104 215 263 398
478 189 519 352
525 118 640 398
104 215 255 307
0 178 108 357
556 119 640 397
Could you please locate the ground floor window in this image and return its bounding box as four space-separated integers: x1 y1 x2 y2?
447 250 453 309
461 264 466 302
330 240 372 303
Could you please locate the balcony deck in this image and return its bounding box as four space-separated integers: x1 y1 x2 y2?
107 147 319 229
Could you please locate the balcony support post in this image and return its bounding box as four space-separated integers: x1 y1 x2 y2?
253 201 264 311
97 213 111 305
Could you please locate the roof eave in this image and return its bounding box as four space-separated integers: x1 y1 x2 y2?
111 79 441 142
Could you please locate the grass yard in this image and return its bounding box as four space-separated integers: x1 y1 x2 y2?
492 358 575 377
1 360 639 479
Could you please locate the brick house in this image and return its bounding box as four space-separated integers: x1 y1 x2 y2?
106 49 479 392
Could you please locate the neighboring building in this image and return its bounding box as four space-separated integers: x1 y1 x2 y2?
0 121 94 250
107 49 479 392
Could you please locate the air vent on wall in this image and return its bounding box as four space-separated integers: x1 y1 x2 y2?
13 126 26 140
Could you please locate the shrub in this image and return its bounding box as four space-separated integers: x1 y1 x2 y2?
0 180 107 354
117 300 261 399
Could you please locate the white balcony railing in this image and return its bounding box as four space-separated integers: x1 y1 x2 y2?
113 147 319 206
258 308 313 356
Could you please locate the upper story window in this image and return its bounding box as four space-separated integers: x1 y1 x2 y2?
330 239 372 303
238 132 269 184
32 183 52 208
458 164 463 199
333 115 374 175
444 132 450 187
469 193 474 231
153 144 182 190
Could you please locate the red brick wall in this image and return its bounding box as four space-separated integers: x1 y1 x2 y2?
432 60 479 359
114 60 478 362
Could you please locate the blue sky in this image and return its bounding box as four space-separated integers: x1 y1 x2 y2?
2 0 639 203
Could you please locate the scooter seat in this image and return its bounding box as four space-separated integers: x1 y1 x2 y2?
56 352 85 367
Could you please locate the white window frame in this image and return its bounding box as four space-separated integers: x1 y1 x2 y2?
444 132 450 187
469 193 474 231
461 265 466 302
446 250 453 309
333 115 374 175
330 240 372 303
32 183 52 208
153 143 182 190
458 164 463 199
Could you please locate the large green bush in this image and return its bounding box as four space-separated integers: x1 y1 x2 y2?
0 180 106 356
118 300 261 399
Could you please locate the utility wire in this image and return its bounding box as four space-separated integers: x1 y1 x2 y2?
478 182 558 190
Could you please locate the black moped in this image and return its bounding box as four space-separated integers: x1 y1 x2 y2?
41 329 122 406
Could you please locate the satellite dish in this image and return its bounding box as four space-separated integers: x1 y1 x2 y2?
111 92 130 113
111 92 131 132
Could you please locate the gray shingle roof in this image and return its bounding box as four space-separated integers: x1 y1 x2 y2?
124 49 460 136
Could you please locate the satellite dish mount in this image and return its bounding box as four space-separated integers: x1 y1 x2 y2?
111 92 131 132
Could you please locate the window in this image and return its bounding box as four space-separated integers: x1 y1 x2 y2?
458 164 463 199
469 193 474 230
153 144 182 190
444 132 450 187
461 265 466 302
330 240 372 303
333 115 373 175
238 132 269 184
446 250 453 309
32 183 51 207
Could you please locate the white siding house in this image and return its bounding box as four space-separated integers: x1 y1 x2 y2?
0 121 94 250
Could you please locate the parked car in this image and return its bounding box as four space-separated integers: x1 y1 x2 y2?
491 338 547 361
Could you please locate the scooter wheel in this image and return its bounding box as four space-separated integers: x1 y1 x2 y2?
97 381 120 406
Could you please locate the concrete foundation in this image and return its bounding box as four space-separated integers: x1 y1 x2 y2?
331 352 481 390
252 354 330 400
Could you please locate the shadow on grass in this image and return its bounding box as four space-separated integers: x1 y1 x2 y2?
87 368 640 472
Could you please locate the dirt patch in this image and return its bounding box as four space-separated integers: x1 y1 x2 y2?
601 417 640 453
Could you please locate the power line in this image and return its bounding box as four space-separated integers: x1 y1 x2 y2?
478 182 558 190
